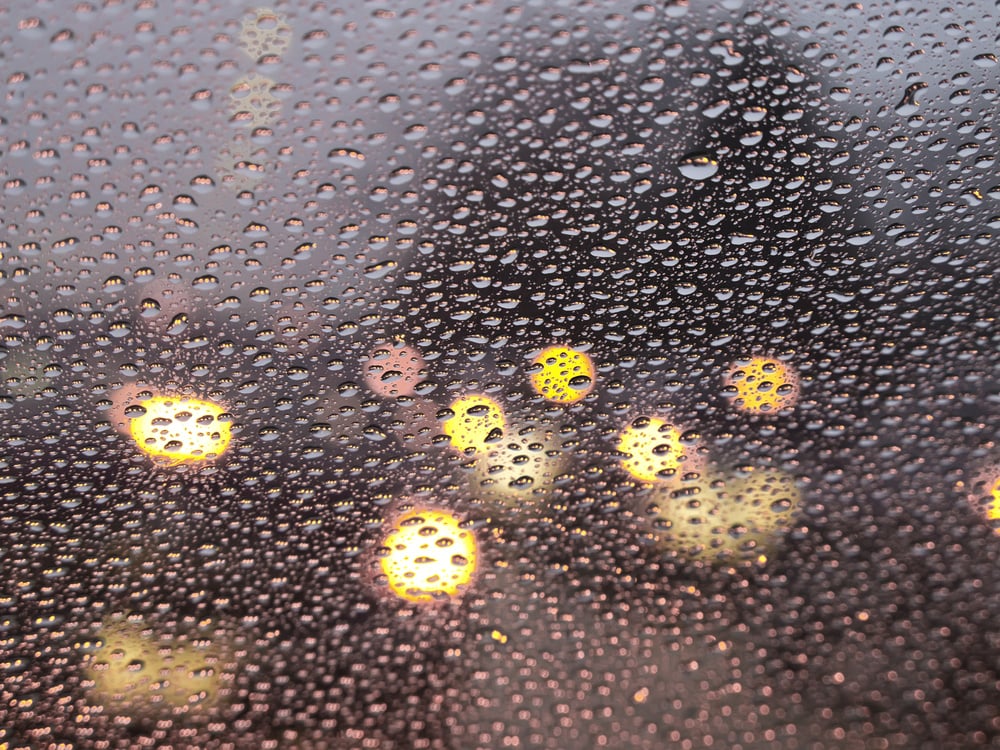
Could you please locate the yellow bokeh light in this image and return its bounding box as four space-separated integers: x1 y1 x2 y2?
82 617 233 718
229 73 281 127
442 394 505 453
128 395 232 464
379 509 478 603
529 345 595 404
617 417 701 484
723 356 800 414
967 466 1000 533
649 466 800 563
239 8 292 61
988 477 1000 524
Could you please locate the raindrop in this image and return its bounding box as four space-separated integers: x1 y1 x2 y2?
895 81 928 116
678 152 719 180
328 148 366 167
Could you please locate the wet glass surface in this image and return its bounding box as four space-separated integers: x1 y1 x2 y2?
1 1 998 748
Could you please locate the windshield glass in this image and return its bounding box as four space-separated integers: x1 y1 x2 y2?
2 2 998 748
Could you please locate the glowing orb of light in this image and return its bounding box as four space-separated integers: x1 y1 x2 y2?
472 427 567 511
82 617 233 718
238 8 292 62
967 466 1000 534
442 394 505 453
617 417 702 484
723 356 800 414
378 509 478 603
128 395 232 464
363 341 425 398
229 73 281 127
528 345 595 404
649 466 800 563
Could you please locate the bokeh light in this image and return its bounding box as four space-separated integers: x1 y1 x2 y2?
967 465 1000 534
723 356 800 414
238 8 292 61
528 345 595 403
1 3 996 747
128 395 232 464
648 466 801 563
378 509 479 603
82 616 233 718
229 73 281 126
472 427 567 511
617 417 702 484
442 394 505 453
363 341 425 398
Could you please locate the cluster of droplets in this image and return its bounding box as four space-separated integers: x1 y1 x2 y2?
0 1 998 747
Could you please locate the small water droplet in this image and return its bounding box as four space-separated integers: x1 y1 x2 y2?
166 314 188 335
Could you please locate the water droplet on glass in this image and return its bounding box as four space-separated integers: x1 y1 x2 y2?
677 153 719 180
895 81 928 116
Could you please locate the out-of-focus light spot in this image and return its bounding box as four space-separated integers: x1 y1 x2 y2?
649 466 800 563
229 73 280 126
987 478 1000 525
128 395 232 464
378 509 478 603
529 345 595 403
967 466 1000 533
363 341 425 398
472 427 566 511
617 417 700 483
239 8 292 61
443 394 505 453
723 355 800 414
81 616 233 717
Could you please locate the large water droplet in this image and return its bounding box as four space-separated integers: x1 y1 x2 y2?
328 148 366 167
895 82 928 116
677 153 719 180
